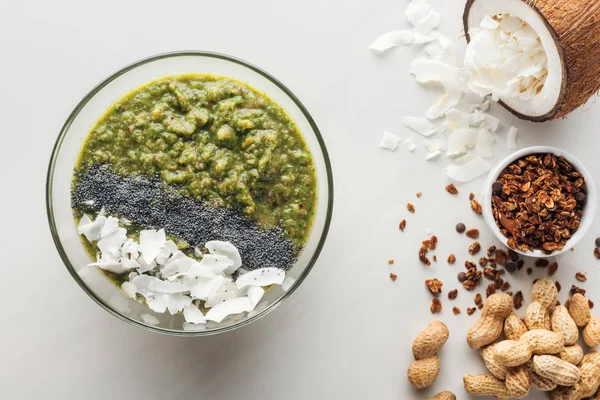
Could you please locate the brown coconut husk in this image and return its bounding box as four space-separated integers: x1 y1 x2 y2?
463 0 600 122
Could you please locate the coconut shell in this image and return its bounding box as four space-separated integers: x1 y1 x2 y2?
463 0 600 122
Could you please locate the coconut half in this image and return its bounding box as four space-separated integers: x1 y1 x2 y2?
463 0 600 121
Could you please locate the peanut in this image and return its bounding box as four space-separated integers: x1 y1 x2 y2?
552 305 579 345
505 365 531 399
551 351 600 399
412 320 449 359
428 391 455 400
583 316 600 347
533 355 581 386
569 293 591 327
526 361 558 392
560 344 584 365
464 374 510 399
408 356 440 389
467 293 512 349
525 278 557 330
504 312 528 341
481 344 507 379
495 329 565 367
408 320 448 389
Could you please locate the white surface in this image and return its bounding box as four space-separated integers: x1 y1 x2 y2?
1 1 600 399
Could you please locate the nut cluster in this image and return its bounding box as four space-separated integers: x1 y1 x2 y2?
491 154 586 254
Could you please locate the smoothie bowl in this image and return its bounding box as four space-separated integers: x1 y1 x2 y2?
47 52 333 335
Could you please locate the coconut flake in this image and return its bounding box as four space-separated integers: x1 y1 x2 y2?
403 116 436 137
475 129 494 158
121 281 137 299
139 229 166 265
425 34 457 65
413 30 439 45
507 125 518 149
147 295 168 313
183 305 206 324
480 15 500 30
380 131 401 151
404 136 417 152
100 217 120 238
414 10 441 34
77 214 106 242
405 0 431 26
247 286 265 307
282 277 295 292
425 151 442 161
369 30 414 53
236 268 285 289
423 138 446 152
447 128 478 156
409 59 469 119
446 156 492 182
89 259 126 274
204 297 254 323
141 313 159 326
205 241 242 274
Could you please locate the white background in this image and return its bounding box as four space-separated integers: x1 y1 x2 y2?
2 1 600 399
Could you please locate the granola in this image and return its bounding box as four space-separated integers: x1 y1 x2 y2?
445 184 459 195
491 153 586 254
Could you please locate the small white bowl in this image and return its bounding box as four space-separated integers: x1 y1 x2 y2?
483 146 597 258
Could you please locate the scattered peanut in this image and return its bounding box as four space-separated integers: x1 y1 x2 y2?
583 316 600 347
494 329 566 367
551 351 600 399
533 355 581 386
408 321 449 389
463 374 511 399
504 312 528 341
526 361 558 392
568 293 591 327
505 364 531 398
551 305 579 345
428 391 456 400
560 344 584 365
467 293 512 349
525 278 558 330
480 344 507 379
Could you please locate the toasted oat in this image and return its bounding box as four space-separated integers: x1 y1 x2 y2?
416 191 422 198
430 298 442 313
466 228 480 239
447 254 456 264
407 203 415 213
389 273 397 281
388 259 394 265
513 291 524 309
466 307 476 315
445 184 459 195
469 242 481 255
453 306 461 315
576 272 587 282
471 199 482 215
425 278 443 295
399 219 406 231
429 236 438 250
419 246 431 266
448 289 458 300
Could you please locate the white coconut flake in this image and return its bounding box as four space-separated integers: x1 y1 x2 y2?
164 293 192 315
405 0 431 26
447 128 478 157
414 10 441 34
443 109 471 132
424 138 446 152
190 275 228 301
150 279 191 294
183 305 206 324
100 217 120 239
183 322 207 331
236 268 285 289
507 125 518 149
425 151 442 161
282 277 295 292
475 129 494 158
404 136 417 152
480 15 500 30
205 241 242 274
141 313 160 326
161 251 197 278
380 131 401 151
204 297 254 323
413 30 439 45
369 30 414 53
139 229 166 265
121 281 137 299
89 259 126 274
247 286 265 307
409 59 469 119
77 214 106 242
425 34 457 65
403 116 436 137
446 156 492 183
147 295 168 313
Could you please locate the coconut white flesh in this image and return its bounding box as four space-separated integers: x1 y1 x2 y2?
369 30 414 53
414 10 441 34
413 30 439 45
77 214 106 242
425 34 457 65
424 139 446 152
282 277 295 292
183 305 206 324
507 125 518 149
447 128 478 157
465 0 563 117
204 297 255 323
403 116 436 137
404 136 417 152
139 229 167 264
425 151 442 161
405 0 431 26
446 156 492 182
409 59 469 119
160 251 197 278
121 281 137 299
236 268 285 289
89 259 126 274
379 131 401 151
475 129 494 158
204 241 242 274
247 286 265 307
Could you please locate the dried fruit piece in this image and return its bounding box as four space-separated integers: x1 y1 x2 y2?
445 184 459 194
453 307 461 315
467 307 476 315
407 203 415 213
430 298 442 313
576 272 587 282
448 289 458 300
447 254 456 264
399 219 407 231
466 228 480 239
548 262 558 276
471 199 483 215
513 291 523 310
426 279 444 295
469 242 481 255
388 259 394 265
390 273 397 281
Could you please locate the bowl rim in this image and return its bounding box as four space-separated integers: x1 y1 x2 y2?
46 50 334 336
483 145 596 258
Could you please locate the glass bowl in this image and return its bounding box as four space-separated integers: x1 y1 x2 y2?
46 51 334 336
